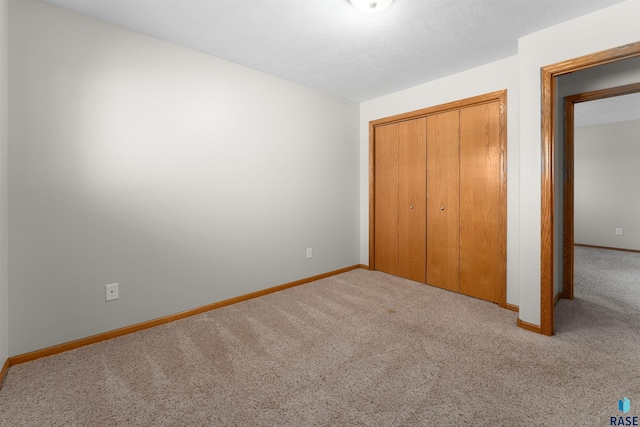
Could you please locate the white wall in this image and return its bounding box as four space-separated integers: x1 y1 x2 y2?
0 0 8 368
8 0 359 356
574 119 640 250
359 56 520 307
517 0 640 325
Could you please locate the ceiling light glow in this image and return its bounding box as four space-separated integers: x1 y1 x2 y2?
349 0 394 14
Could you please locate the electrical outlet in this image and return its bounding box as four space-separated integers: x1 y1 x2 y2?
616 228 623 236
106 283 119 301
306 248 313 259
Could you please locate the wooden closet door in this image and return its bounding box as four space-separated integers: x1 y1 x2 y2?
459 101 503 304
398 118 427 283
374 123 399 276
426 111 460 292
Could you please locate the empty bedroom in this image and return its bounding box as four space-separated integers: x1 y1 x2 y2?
0 0 639 425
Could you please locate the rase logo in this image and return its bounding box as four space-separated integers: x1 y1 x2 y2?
611 397 638 426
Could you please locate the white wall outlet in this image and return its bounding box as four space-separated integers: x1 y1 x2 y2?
306 248 313 259
616 228 623 236
106 283 119 301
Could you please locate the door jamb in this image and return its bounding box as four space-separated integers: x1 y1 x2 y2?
540 41 640 336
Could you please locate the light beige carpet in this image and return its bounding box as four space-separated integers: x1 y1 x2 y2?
1 249 639 426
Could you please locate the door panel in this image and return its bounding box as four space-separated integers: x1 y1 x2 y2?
459 102 502 303
426 111 460 292
374 123 399 275
398 118 427 282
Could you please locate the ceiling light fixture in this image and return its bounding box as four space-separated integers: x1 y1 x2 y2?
349 0 394 14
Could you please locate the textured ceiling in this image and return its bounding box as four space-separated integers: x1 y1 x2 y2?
575 93 640 127
41 0 627 102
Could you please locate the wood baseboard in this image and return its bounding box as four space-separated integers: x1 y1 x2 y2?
517 318 543 334
554 292 562 306
358 264 371 270
575 243 640 254
505 303 519 313
0 358 9 390
8 265 364 367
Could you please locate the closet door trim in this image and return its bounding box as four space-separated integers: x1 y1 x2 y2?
369 90 507 307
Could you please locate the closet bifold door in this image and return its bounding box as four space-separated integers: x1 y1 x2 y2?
398 118 427 283
459 101 502 304
374 123 399 276
426 110 460 292
373 119 427 282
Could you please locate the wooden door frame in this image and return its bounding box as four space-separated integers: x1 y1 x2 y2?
369 90 507 307
540 41 640 336
562 82 640 300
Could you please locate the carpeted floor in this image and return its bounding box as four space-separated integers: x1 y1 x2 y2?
0 247 638 426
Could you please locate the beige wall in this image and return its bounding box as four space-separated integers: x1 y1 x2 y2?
0 0 8 366
8 0 359 356
574 119 640 251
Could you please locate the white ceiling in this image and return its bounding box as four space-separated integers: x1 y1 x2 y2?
40 0 627 102
575 92 640 127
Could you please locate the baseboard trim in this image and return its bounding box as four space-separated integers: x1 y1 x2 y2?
517 318 543 334
0 358 9 390
505 303 519 313
575 243 640 254
358 264 371 270
554 292 562 306
8 264 363 367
